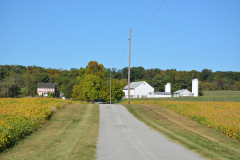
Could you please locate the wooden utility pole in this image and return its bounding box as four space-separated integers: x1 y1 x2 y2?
128 28 131 104
110 73 111 104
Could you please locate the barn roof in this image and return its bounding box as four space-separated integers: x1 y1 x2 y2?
37 83 56 88
123 81 149 90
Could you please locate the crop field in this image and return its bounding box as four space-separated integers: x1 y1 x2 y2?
0 98 87 151
122 100 240 141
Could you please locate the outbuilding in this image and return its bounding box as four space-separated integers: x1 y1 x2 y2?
147 92 172 98
173 89 193 97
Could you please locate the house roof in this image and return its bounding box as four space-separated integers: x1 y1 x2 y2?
123 81 147 90
37 83 56 88
173 89 191 94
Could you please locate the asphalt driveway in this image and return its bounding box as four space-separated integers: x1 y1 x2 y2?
96 104 205 160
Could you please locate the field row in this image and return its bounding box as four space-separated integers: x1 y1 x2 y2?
122 100 240 140
0 98 87 151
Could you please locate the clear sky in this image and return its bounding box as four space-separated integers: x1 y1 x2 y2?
1 0 240 72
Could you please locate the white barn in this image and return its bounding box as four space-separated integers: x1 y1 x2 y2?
123 81 154 98
173 89 193 97
123 81 172 98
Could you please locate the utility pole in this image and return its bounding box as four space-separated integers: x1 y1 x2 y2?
128 28 131 104
110 73 111 104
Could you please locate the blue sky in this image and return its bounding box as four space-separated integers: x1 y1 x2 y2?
1 0 240 72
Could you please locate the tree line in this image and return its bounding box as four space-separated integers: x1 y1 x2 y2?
108 67 240 93
0 63 240 99
0 65 79 98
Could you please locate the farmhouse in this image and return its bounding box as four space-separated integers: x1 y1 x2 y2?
37 83 57 98
123 81 154 98
173 89 193 97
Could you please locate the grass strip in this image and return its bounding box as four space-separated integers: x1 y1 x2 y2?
0 103 99 160
123 104 240 160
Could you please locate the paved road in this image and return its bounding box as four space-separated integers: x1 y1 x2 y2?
96 104 205 160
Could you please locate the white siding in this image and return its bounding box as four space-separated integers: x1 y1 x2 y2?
123 81 154 98
147 92 172 98
123 89 135 98
165 83 171 93
134 82 154 98
192 78 199 97
179 90 192 97
154 94 172 98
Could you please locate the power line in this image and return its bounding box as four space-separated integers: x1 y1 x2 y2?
131 0 155 28
118 0 166 70
117 40 128 69
132 0 166 38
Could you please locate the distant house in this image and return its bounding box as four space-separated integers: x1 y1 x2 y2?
37 83 57 98
123 81 154 98
173 89 193 97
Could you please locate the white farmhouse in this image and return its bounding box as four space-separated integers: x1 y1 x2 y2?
123 81 154 98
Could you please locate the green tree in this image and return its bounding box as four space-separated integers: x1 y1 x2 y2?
72 82 84 100
149 75 171 92
73 61 105 101
29 83 38 97
64 81 77 98
100 85 110 102
100 79 125 102
111 79 125 102
130 67 145 82
82 74 102 101
22 72 32 94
